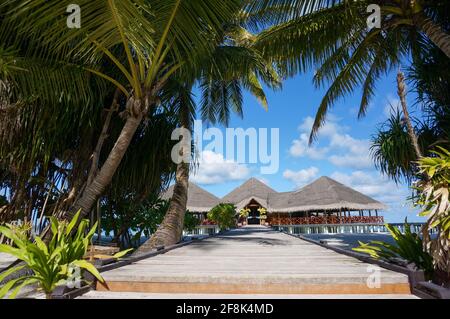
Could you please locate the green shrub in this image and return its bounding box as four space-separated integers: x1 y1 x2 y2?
414 147 450 274
0 211 129 299
183 211 200 232
239 208 250 218
353 220 434 279
207 204 237 231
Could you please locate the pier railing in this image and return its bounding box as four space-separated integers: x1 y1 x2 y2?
183 225 220 236
268 215 384 225
272 222 427 235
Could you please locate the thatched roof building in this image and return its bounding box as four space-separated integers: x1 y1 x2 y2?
161 182 220 213
268 176 386 212
221 178 276 211
162 176 386 213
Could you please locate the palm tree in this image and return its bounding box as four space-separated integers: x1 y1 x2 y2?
253 0 450 142
136 83 194 251
0 3 110 223
396 71 422 158
136 25 282 252
4 0 243 226
371 32 450 183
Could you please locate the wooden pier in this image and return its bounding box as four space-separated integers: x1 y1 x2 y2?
93 226 413 297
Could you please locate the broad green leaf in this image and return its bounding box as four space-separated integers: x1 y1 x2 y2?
0 277 23 299
71 260 104 283
0 265 26 283
0 244 23 259
34 237 49 256
66 210 81 235
112 248 133 259
86 222 98 242
8 278 38 299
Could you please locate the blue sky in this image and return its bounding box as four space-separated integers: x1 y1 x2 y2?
189 69 425 223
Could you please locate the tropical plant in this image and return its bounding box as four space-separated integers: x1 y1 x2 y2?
0 211 107 299
1 1 191 230
101 195 168 249
1 0 244 229
239 208 250 219
0 2 110 224
371 42 450 183
254 0 450 142
414 147 450 275
258 207 267 220
183 212 201 233
353 220 434 279
102 195 199 249
207 204 237 231
371 109 437 183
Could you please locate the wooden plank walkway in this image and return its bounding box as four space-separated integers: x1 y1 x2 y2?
80 291 418 299
96 226 411 296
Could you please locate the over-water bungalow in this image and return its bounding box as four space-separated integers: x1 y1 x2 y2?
162 176 386 227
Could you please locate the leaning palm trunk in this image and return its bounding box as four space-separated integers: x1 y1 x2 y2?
40 99 145 243
136 162 189 253
397 71 423 159
136 104 191 254
71 97 146 219
40 96 148 236
414 13 450 59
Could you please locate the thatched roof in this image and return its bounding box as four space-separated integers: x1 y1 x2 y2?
268 176 387 213
221 178 276 210
161 176 386 213
161 182 220 213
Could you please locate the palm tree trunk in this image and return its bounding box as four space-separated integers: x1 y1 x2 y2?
72 114 143 218
68 97 145 220
135 104 190 254
414 13 450 58
86 89 120 187
136 162 189 253
397 71 422 159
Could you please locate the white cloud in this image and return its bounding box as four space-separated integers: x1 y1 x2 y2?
289 133 329 159
289 116 373 169
283 167 319 187
191 150 250 185
298 115 342 138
